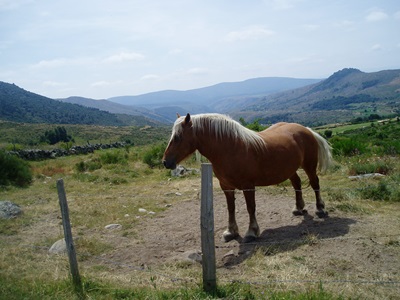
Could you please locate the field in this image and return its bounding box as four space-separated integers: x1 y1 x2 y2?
1 120 399 299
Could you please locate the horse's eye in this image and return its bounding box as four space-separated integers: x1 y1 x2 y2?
173 135 181 142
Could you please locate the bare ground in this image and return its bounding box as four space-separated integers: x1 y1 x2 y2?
92 185 400 298
6 181 400 299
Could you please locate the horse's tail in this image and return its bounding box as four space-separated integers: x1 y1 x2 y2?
307 128 333 174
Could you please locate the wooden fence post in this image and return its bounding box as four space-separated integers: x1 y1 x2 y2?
200 163 217 294
57 179 84 298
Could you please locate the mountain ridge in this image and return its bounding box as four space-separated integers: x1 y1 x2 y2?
1 68 399 126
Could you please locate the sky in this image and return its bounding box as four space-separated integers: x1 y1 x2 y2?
1 0 399 99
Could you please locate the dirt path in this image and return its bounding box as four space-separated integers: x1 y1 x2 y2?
103 189 400 285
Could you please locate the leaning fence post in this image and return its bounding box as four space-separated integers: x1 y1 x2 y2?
200 163 217 294
57 179 83 298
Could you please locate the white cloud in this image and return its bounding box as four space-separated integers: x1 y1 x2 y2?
371 44 383 51
365 9 388 22
187 68 208 75
302 24 320 31
333 20 356 30
269 0 297 10
103 51 145 63
32 58 68 68
225 26 275 42
168 48 183 55
0 0 33 11
141 74 160 80
91 81 111 87
43 81 67 87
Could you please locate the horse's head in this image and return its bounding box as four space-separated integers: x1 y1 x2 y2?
162 113 196 169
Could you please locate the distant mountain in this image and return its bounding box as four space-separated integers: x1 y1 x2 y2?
0 82 157 126
58 96 170 123
3 68 398 127
108 77 321 122
231 68 400 125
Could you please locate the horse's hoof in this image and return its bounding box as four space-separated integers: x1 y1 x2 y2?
223 231 239 243
316 210 328 218
292 209 308 216
242 235 256 243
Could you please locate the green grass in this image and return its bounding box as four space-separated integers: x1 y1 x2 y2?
0 274 345 300
1 120 400 299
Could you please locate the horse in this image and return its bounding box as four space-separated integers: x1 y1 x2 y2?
162 113 332 243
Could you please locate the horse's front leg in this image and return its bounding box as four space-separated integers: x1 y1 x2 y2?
243 189 260 243
222 188 239 242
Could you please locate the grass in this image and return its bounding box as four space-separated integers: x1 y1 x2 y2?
1 122 400 299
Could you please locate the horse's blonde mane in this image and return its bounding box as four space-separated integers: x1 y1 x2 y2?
174 113 266 150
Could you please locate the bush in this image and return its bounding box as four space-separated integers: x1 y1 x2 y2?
330 136 367 156
99 150 127 165
348 160 392 176
0 151 32 187
143 143 166 168
75 159 102 173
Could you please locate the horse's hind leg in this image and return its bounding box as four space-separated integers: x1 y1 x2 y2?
243 189 260 243
304 169 328 218
290 173 307 216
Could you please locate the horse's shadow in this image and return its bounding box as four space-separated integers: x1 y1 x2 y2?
222 214 357 267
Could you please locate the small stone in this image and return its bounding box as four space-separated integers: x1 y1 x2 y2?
138 208 147 213
148 211 155 215
175 192 182 196
0 201 22 219
49 239 67 254
124 214 130 217
105 224 122 230
223 250 235 259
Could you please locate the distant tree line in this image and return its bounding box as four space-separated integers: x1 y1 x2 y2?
40 126 74 145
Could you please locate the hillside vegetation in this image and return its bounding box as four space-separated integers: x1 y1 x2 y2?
0 119 399 299
1 68 399 127
232 68 400 126
0 82 159 126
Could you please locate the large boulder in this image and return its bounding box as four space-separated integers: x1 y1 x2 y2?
0 201 23 219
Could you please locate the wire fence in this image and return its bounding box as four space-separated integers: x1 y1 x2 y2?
20 229 400 289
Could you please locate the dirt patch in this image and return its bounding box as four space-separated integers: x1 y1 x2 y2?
101 188 400 283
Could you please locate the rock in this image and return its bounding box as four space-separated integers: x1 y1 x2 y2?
223 250 235 259
49 239 67 254
105 224 122 230
171 250 202 264
349 173 386 180
138 208 147 213
171 165 200 177
0 201 23 219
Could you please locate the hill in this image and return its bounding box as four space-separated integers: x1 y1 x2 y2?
0 82 159 126
232 68 400 125
108 77 321 122
58 96 170 124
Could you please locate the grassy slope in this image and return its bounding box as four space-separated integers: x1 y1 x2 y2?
0 121 399 299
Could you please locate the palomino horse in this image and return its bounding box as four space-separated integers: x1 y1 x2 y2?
163 113 332 243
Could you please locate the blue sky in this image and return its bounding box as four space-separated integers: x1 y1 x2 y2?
1 0 399 99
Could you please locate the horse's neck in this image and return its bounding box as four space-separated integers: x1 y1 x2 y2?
195 131 233 163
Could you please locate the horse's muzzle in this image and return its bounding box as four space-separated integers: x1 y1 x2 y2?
162 159 176 170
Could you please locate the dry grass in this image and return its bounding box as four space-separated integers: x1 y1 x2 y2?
1 148 400 299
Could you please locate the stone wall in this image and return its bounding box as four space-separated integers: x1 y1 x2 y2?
8 142 126 160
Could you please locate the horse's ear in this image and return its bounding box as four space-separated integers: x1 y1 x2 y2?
185 113 191 124
176 113 181 119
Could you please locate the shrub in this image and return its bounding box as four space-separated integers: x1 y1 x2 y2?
330 136 367 156
143 143 166 168
75 159 102 173
0 151 32 187
358 181 391 201
348 160 392 176
99 150 127 165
